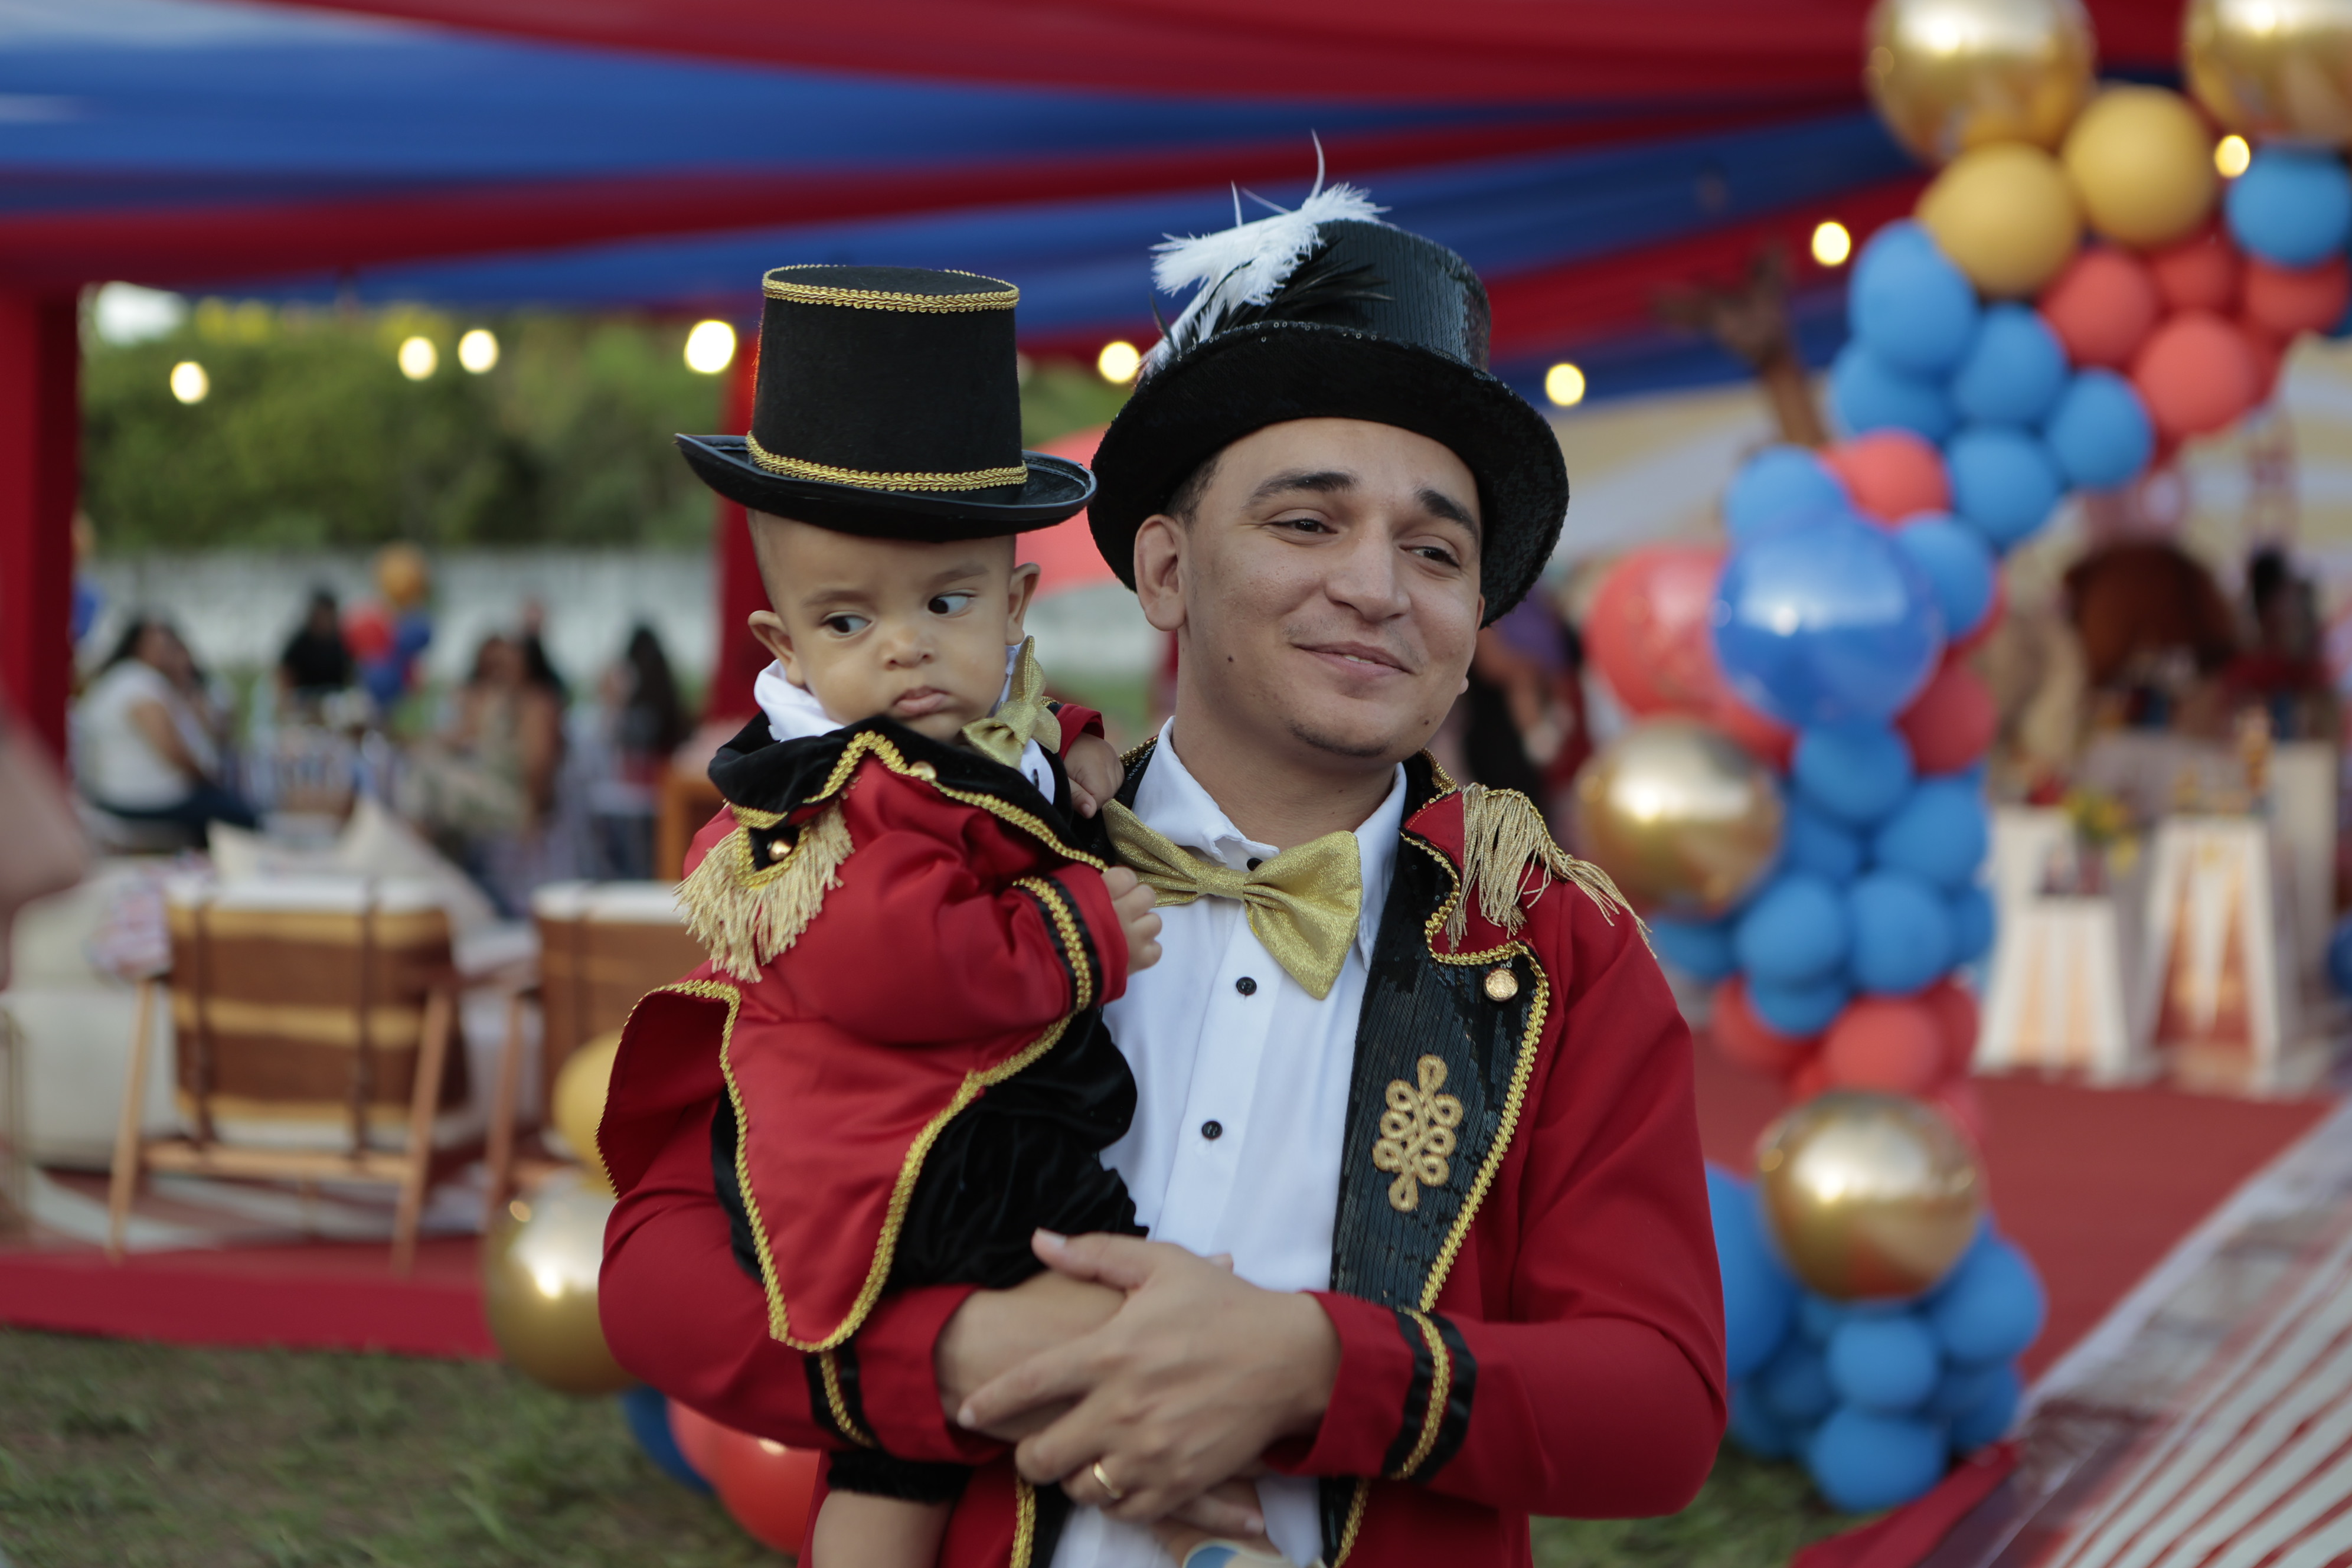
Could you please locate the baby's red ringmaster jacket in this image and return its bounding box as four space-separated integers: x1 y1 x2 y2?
603 701 1129 1356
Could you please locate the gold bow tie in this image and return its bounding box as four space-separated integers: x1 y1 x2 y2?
962 637 1061 769
1103 801 1362 999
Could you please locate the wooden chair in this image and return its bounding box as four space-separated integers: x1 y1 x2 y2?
481 881 705 1223
106 878 471 1274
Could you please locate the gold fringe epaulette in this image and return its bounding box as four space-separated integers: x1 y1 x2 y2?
1445 783 1642 950
677 801 855 982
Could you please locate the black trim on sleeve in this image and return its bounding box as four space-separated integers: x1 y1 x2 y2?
1422 1312 1479 1478
1380 1306 1439 1479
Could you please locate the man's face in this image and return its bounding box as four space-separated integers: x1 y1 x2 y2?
746 512 1039 745
1136 417 1484 769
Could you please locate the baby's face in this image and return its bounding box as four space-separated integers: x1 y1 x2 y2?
747 512 1038 746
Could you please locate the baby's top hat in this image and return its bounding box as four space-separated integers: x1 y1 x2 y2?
677 264 1093 538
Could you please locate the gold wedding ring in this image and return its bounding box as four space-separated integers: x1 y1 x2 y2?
1091 1460 1126 1503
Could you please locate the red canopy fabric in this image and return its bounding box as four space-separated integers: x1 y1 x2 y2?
266 0 2185 104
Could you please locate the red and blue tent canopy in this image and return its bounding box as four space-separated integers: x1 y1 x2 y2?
0 0 2185 747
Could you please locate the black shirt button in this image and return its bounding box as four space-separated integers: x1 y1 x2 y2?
1235 976 1257 996
1201 1120 1223 1140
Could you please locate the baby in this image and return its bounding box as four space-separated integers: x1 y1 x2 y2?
658 260 1275 1568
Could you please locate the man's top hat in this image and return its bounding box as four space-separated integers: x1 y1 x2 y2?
677 265 1093 538
1088 187 1568 623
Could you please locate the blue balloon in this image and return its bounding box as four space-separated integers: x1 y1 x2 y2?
1729 1381 1799 1458
1873 779 1990 889
1798 1294 1849 1345
1950 304 2066 426
1727 446 1851 542
1852 223 1982 376
1794 724 1916 828
1929 1236 2047 1364
1831 342 1958 444
1947 1363 2022 1455
1948 427 2063 550
393 611 434 659
1949 883 1996 966
1652 916 1739 982
1759 1338 1837 1426
1808 1407 1949 1513
1847 872 1955 995
1713 512 1946 727
2044 370 2155 491
1783 799 1866 884
1750 975 1853 1037
619 1386 713 1493
1709 1165 1799 1381
1894 517 1996 641
2330 914 2352 997
1734 873 1852 985
1926 1358 2006 1421
1828 1314 1942 1413
2226 146 2352 267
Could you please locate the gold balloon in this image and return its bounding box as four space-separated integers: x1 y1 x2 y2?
2187 0 2352 146
482 1175 636 1394
1917 141 2084 296
1570 718 1784 919
1756 1092 1986 1301
2062 86 2220 248
1864 0 2097 164
551 1031 620 1194
374 543 430 610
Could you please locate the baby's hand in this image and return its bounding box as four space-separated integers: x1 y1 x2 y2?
1102 865 1162 973
1064 733 1125 819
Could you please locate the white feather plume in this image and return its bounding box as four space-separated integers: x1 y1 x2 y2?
1142 180 1387 374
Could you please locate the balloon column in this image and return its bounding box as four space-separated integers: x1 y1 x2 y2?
1711 1096 2047 1513
348 543 434 714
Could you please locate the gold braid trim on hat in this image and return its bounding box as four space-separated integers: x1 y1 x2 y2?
1445 783 1642 950
762 267 1018 312
677 798 855 982
744 433 1028 493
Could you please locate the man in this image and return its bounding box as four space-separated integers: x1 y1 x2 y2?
599 190 1725 1568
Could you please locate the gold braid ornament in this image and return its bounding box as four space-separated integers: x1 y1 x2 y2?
1446 783 1642 950
961 639 1061 770
1373 1055 1465 1213
677 801 855 982
1103 803 1361 1000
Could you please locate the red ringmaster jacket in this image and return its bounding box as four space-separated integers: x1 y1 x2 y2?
600 745 1726 1568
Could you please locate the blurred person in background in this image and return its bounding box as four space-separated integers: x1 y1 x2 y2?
397 632 564 908
0 695 89 987
586 623 687 880
1457 593 1591 828
2224 545 2337 743
275 588 354 710
518 596 567 705
75 616 256 840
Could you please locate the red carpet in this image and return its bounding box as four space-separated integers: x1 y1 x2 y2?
0 1237 495 1358
1693 1046 2337 1379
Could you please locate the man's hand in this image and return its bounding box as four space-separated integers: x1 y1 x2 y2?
936 1268 1123 1434
1103 867 1163 973
958 1231 1340 1530
1064 733 1126 818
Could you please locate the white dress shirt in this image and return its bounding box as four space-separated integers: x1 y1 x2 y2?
1053 721 1406 1568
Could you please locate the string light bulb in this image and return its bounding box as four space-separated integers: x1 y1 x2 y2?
684 320 737 374
1811 220 1854 267
397 336 437 380
169 361 208 404
2215 134 2252 178
458 328 499 373
1096 341 1142 384
1544 363 1587 408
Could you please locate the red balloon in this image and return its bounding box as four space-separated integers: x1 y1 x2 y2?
1585 545 1724 715
1711 976 1816 1075
1788 1054 1834 1103
667 1399 728 1487
2132 312 2260 440
2038 247 2162 368
1919 979 1981 1080
2243 256 2351 338
343 604 393 662
1896 661 1998 775
2242 321 2287 404
1821 998 1945 1095
714 1429 822 1553
2147 229 2242 314
1821 430 1951 524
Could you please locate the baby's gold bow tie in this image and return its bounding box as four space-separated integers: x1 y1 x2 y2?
961 638 1060 769
1103 801 1363 999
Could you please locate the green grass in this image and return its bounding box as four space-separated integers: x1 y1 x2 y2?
0 1327 1844 1568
